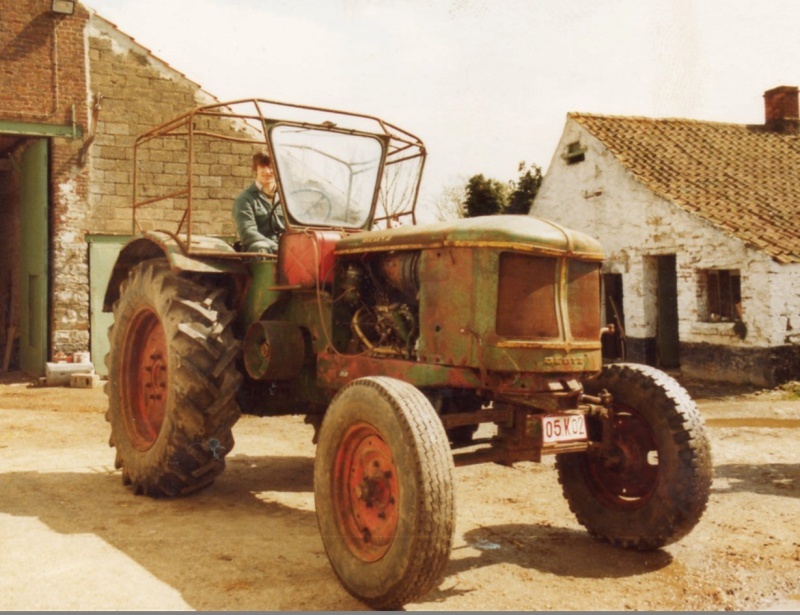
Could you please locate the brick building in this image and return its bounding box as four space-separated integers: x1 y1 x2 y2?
0 0 239 376
532 86 800 387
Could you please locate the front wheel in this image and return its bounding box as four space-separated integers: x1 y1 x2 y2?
314 377 455 609
556 363 713 550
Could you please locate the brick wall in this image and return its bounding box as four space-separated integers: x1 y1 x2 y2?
0 0 90 357
0 0 86 126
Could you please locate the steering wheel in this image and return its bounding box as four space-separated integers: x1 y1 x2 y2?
290 188 333 222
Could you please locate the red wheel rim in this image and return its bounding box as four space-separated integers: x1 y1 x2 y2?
585 407 659 509
332 422 399 562
120 307 168 451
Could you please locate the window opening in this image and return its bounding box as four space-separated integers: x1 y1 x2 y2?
562 141 586 165
701 269 741 322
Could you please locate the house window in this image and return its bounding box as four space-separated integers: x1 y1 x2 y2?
700 269 741 322
562 141 586 165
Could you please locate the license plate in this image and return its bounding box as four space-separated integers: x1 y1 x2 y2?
541 414 587 443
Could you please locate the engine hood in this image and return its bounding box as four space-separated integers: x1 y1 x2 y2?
336 215 604 260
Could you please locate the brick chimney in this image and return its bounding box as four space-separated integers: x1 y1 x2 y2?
764 85 800 133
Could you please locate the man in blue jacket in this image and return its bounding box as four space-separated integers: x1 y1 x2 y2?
232 150 284 253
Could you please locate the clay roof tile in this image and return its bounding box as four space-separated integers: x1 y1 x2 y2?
570 113 800 263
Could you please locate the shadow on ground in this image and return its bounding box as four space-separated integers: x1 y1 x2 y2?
0 446 677 611
0 454 365 611
713 463 799 499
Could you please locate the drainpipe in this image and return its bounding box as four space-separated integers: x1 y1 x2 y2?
78 93 103 168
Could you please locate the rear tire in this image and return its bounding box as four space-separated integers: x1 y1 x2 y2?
314 376 455 609
556 363 713 550
105 259 242 497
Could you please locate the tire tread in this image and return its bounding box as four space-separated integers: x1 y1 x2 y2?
105 259 242 498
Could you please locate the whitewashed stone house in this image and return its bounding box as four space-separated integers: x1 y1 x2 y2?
532 86 800 387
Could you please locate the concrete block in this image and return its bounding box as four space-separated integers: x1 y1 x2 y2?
45 362 95 387
70 372 101 388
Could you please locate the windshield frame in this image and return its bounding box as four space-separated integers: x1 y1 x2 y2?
267 121 389 231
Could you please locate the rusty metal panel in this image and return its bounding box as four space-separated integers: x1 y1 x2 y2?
242 260 281 325
416 247 476 367
278 230 341 287
243 320 305 380
335 215 605 258
496 253 559 338
567 260 602 340
316 351 483 390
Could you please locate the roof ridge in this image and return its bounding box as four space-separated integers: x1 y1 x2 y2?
569 111 757 128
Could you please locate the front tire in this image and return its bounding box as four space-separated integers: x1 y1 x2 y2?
314 377 455 609
105 259 242 497
556 363 713 550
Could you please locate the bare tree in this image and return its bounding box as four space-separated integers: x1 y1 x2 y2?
430 181 467 221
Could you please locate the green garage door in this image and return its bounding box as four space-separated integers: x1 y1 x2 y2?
87 234 129 377
19 139 48 377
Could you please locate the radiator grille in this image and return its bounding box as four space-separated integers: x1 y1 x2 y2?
568 260 601 340
496 253 559 338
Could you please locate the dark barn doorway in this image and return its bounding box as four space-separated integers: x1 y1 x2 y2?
0 136 49 376
602 273 625 361
655 254 680 369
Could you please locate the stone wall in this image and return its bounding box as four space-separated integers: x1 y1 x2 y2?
679 342 800 388
86 16 251 240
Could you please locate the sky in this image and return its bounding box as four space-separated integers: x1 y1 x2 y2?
84 0 800 215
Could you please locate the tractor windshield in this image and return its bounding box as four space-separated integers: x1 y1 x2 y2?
271 124 385 229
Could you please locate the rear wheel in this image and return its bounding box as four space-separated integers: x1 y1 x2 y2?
314 376 455 609
556 363 713 550
105 259 242 497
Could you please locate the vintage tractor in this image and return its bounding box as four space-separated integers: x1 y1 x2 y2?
102 99 713 609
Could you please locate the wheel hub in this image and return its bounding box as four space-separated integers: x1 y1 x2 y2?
588 408 659 507
333 422 399 562
121 307 168 451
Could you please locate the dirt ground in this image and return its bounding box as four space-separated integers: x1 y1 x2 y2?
1 371 799 612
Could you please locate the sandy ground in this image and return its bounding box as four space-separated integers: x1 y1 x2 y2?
1 371 799 611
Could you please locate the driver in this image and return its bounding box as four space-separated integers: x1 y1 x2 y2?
232 149 285 253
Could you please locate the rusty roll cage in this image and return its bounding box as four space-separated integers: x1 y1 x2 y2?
132 98 428 254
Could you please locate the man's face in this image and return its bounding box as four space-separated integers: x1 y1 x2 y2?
255 163 276 194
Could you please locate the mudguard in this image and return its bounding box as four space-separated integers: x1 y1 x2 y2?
102 231 249 311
